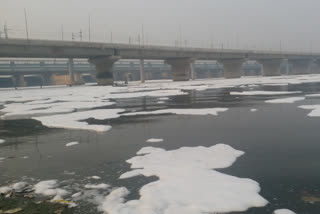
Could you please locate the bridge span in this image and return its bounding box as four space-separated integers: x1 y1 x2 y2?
1 38 319 86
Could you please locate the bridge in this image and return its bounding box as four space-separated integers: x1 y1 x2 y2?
2 59 262 87
0 38 319 86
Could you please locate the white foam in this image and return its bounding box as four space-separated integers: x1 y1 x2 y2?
91 176 101 180
263 83 289 86
306 93 320 97
1 101 115 119
123 108 228 117
84 183 110 190
158 97 170 100
298 105 320 117
34 180 69 199
273 209 296 214
250 109 258 112
66 142 79 147
0 139 5 144
100 144 268 214
0 157 5 161
0 186 12 194
12 182 29 192
106 89 187 99
231 91 301 96
119 169 143 179
265 97 305 103
146 138 164 143
2 74 320 133
33 109 125 132
72 192 82 198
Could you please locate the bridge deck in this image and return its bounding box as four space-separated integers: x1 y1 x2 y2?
0 38 317 60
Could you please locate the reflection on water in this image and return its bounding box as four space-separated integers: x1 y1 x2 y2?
1 82 320 213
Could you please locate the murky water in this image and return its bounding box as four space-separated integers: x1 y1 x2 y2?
1 81 320 213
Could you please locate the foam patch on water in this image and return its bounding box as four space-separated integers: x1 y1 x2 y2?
273 209 296 214
0 139 5 144
106 89 187 99
1 101 115 119
306 93 320 97
66 142 79 147
263 83 289 86
146 138 164 143
33 109 125 132
72 192 82 198
230 91 301 96
298 105 320 117
34 180 69 200
123 108 228 117
84 183 110 190
100 144 268 214
0 186 12 194
2 74 320 133
91 176 101 180
250 109 258 112
265 97 305 103
158 97 170 100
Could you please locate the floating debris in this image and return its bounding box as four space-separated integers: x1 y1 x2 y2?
0 208 23 214
301 194 320 204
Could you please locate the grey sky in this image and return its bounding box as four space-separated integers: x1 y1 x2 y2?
1 0 320 52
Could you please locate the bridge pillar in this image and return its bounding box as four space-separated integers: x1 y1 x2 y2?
41 73 52 86
13 74 26 88
220 59 244 78
74 73 84 85
312 59 320 74
289 59 313 75
68 58 75 85
88 56 121 86
190 62 196 80
140 59 145 83
165 58 194 81
259 59 283 76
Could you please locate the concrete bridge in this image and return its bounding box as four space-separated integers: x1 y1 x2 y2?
1 38 319 86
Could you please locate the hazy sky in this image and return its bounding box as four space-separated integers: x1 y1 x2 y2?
1 0 320 52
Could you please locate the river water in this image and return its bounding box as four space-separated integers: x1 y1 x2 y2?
1 75 320 214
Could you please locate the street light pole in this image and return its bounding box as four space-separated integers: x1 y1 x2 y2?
88 15 91 41
24 8 29 40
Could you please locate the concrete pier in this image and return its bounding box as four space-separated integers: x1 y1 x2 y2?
12 74 26 87
190 62 195 80
68 58 75 85
41 73 52 86
220 59 244 78
89 56 121 85
289 59 313 75
259 59 283 76
140 59 145 83
313 60 320 74
165 58 194 81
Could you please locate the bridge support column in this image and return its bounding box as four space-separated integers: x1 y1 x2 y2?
88 56 121 86
140 59 145 83
190 62 196 80
165 58 194 81
259 59 283 76
13 74 26 88
68 58 75 85
41 73 52 86
220 59 244 78
289 59 313 75
312 60 320 74
74 73 84 85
